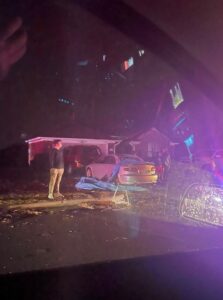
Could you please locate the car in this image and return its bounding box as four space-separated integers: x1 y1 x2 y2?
177 149 223 174
192 150 214 170
86 154 158 184
64 145 102 175
189 149 223 172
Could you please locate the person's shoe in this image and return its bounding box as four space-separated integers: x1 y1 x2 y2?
56 192 64 198
48 194 54 200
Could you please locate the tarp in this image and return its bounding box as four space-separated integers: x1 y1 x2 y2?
75 177 148 192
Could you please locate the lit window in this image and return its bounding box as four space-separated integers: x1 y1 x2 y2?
138 49 145 56
121 57 134 72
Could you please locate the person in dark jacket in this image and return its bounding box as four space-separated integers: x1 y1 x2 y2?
161 147 171 182
48 139 64 200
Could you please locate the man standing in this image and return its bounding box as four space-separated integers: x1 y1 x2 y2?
48 139 64 200
161 148 171 183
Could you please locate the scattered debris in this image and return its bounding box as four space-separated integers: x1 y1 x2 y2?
77 203 95 210
26 210 42 216
1 218 11 224
0 164 217 228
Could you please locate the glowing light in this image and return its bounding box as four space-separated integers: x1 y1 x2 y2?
173 117 186 130
104 73 113 80
121 57 134 72
184 134 194 148
138 49 145 56
58 98 75 105
170 82 184 109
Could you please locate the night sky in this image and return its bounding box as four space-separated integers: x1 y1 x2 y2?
1 0 223 149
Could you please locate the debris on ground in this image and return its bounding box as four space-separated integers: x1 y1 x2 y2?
77 203 95 210
0 162 219 228
0 209 43 224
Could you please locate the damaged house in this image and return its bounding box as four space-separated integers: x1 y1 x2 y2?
134 127 171 160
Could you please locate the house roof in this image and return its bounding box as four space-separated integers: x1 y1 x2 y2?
137 127 171 143
26 136 121 146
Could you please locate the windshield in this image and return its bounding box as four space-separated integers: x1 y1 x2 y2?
119 155 143 162
1 1 223 298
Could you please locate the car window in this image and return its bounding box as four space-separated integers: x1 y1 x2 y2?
119 155 142 162
103 156 116 164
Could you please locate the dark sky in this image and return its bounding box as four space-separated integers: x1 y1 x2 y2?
1 0 223 149
127 0 223 82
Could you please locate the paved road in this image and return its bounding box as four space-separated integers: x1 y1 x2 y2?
0 207 223 275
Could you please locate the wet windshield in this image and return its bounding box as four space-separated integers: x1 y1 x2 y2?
1 1 223 293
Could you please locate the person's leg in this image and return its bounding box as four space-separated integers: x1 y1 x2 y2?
48 168 58 199
55 168 64 196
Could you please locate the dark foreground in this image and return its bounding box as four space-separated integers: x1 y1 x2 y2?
1 248 223 300
0 164 221 299
0 208 223 299
0 209 223 275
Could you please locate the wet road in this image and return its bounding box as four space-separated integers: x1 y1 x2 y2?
0 208 223 275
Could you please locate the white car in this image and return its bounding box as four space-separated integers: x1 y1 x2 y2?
86 154 158 184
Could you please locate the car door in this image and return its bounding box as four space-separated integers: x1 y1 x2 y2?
102 155 116 178
90 155 116 179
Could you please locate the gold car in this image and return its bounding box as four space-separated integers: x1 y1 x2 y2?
86 154 158 184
